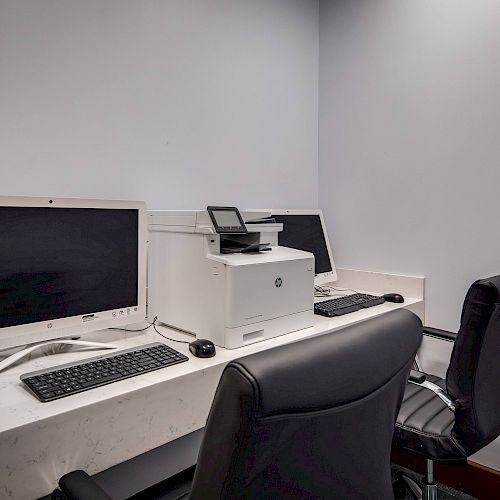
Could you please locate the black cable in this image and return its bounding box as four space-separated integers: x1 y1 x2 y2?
314 285 332 297
109 316 191 344
328 286 360 295
108 316 157 332
314 285 360 297
153 322 191 344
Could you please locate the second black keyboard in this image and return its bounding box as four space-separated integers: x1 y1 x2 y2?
21 343 189 402
314 293 386 317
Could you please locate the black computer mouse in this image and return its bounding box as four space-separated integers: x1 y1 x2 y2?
189 339 216 358
382 293 405 303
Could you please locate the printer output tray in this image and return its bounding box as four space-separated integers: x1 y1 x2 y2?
220 242 271 254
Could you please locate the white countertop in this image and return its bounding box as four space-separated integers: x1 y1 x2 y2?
0 287 423 499
0 296 421 435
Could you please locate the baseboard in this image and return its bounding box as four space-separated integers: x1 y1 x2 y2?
391 446 500 499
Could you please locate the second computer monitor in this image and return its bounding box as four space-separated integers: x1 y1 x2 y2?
269 209 337 285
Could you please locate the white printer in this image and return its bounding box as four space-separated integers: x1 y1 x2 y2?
147 207 314 348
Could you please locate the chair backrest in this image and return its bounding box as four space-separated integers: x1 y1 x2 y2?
446 275 500 456
189 309 422 500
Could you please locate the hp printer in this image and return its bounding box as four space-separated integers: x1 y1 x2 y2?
147 207 314 348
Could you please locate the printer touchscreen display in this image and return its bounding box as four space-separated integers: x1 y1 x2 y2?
212 210 241 227
207 206 247 234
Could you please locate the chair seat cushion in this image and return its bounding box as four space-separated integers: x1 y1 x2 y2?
394 375 466 461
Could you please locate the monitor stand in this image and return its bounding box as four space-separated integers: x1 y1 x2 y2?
0 339 117 373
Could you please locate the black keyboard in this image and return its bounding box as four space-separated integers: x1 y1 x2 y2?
21 343 189 402
314 293 386 317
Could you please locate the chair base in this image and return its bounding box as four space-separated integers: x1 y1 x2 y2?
393 459 438 500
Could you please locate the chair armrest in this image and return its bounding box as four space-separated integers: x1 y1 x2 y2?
57 470 112 500
409 370 426 384
423 326 456 341
408 375 456 412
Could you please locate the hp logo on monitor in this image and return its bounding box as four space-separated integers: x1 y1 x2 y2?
275 277 283 288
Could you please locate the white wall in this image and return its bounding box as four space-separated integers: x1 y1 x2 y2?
319 0 500 332
0 0 319 209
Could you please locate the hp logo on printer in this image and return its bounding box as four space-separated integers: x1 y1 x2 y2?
275 277 283 288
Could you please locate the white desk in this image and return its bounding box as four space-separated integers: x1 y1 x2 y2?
0 269 424 499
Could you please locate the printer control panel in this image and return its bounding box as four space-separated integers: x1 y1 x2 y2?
207 206 247 234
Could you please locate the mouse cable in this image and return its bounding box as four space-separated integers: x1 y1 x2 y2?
109 317 190 344
327 285 360 295
314 285 361 297
153 322 191 344
314 285 332 297
108 317 157 332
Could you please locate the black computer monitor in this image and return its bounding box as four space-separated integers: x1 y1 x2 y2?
269 209 337 285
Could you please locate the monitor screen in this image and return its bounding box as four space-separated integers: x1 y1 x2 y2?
273 214 332 275
0 206 139 330
0 197 147 352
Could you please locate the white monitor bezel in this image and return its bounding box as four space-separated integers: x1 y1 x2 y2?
258 208 337 285
0 196 148 351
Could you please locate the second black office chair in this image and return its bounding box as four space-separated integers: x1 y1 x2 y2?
55 309 422 500
393 275 500 500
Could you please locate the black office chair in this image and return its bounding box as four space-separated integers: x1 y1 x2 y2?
393 275 500 500
54 309 422 500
